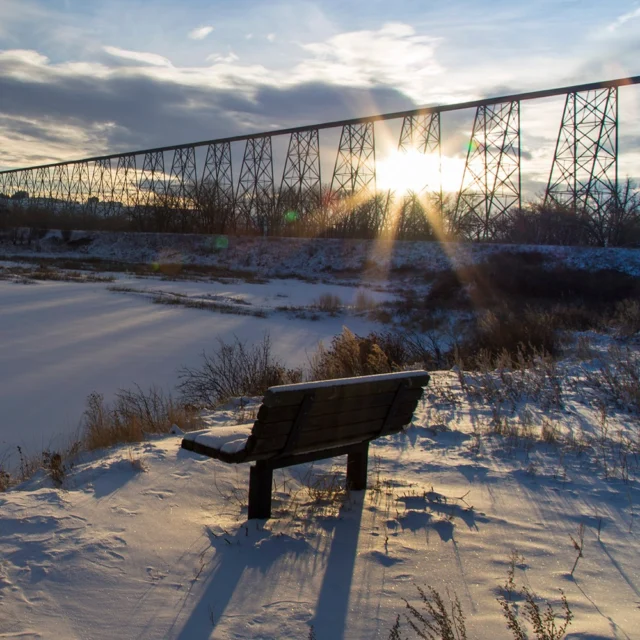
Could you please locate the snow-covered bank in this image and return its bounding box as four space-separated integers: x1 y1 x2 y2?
2 230 640 278
1 369 637 639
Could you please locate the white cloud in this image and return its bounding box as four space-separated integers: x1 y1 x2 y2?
0 49 50 66
0 49 111 83
206 52 239 64
607 7 640 31
266 33 276 42
188 25 214 40
103 46 172 67
298 23 443 103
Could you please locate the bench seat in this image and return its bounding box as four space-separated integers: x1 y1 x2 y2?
182 424 254 463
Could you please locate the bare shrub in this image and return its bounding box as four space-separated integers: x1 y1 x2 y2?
178 334 301 408
499 587 572 640
305 472 346 504
354 290 378 312
314 292 343 314
309 327 394 380
582 345 640 412
541 419 560 444
42 450 68 488
569 523 585 577
391 584 467 640
425 253 639 323
300 466 348 513
0 465 11 491
613 299 640 338
368 330 447 370
83 386 201 451
368 307 395 325
574 335 594 361
308 328 447 381
391 561 573 640
498 201 590 245
456 308 559 367
502 549 525 601
16 445 40 484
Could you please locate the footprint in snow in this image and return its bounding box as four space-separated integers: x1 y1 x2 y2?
110 506 139 517
141 489 174 499
146 566 166 582
365 550 404 567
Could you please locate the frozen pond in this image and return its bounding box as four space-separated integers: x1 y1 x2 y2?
0 276 387 455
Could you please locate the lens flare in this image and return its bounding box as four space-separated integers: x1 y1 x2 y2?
376 149 465 195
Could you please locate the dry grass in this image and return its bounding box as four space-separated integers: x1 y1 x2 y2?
83 385 203 451
107 286 267 318
151 293 267 318
313 292 343 314
1 384 204 490
354 290 379 312
457 346 563 410
0 264 115 284
309 327 394 380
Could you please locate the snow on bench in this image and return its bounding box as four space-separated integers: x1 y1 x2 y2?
183 424 253 455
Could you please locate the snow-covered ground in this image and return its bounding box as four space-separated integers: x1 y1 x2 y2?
1 363 637 639
0 274 388 457
2 230 640 278
1 235 639 639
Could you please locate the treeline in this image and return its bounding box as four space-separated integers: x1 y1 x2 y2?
1 181 639 247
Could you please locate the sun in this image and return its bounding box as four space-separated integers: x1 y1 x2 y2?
376 149 465 194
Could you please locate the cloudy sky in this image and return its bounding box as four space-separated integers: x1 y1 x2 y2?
0 0 638 191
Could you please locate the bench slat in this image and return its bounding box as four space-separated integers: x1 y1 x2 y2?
262 373 430 408
251 399 420 438
255 388 424 424
247 410 415 458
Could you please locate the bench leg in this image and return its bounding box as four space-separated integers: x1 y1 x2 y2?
248 463 273 519
346 442 369 491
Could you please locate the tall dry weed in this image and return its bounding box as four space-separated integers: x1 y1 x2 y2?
83 386 201 451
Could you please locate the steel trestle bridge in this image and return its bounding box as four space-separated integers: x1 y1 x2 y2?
0 75 638 240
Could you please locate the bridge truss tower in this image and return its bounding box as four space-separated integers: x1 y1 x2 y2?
331 123 376 197
278 129 322 233
454 100 521 240
236 136 274 234
545 87 618 218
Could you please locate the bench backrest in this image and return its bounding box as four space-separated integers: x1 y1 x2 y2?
243 370 430 462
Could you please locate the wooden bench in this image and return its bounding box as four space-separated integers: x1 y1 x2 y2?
181 370 430 519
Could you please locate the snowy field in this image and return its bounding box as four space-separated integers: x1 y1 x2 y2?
1 364 638 639
0 274 387 456
0 236 639 639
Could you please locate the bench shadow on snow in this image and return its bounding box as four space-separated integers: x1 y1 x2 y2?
174 493 365 640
